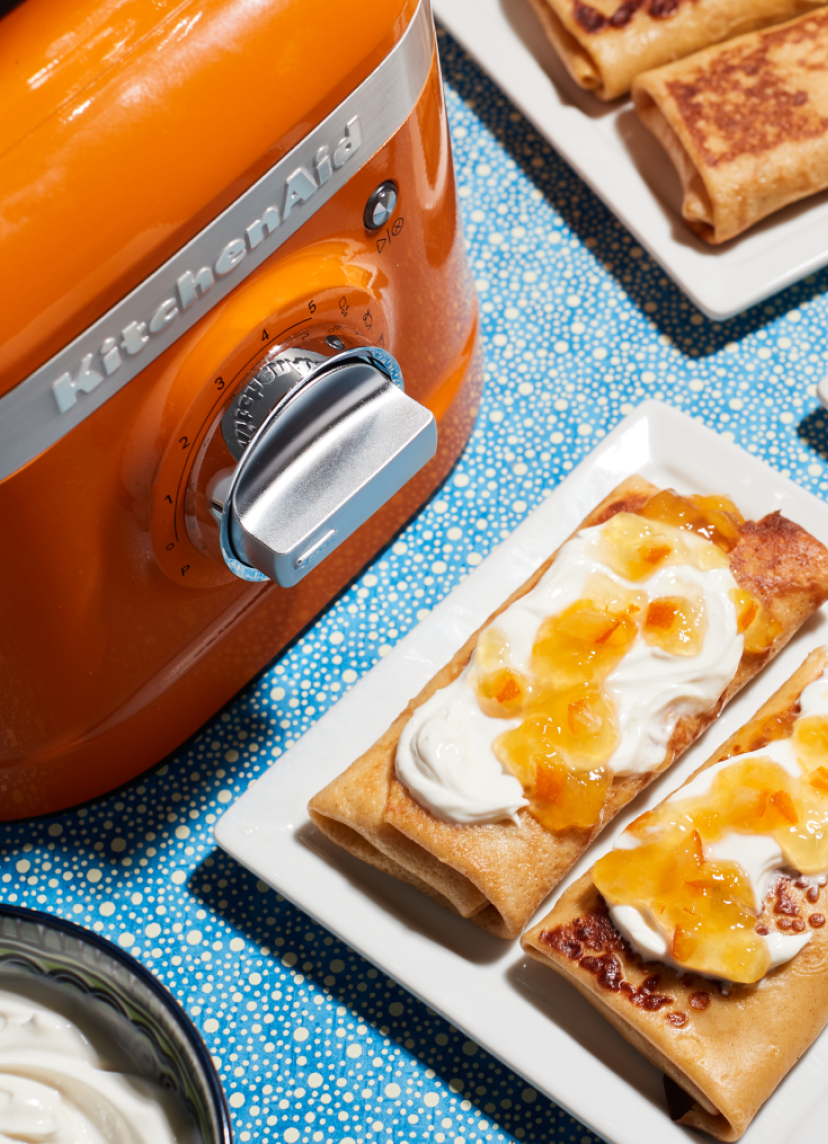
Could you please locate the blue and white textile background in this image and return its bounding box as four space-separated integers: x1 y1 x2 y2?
4 24 828 1144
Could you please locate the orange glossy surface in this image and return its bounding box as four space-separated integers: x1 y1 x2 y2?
0 34 481 818
0 0 418 393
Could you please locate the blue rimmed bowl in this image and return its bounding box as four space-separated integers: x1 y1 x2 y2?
0 902 232 1144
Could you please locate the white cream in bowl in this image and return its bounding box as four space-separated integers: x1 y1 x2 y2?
0 976 200 1144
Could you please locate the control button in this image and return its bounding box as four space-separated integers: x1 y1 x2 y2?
364 181 398 230
218 345 435 588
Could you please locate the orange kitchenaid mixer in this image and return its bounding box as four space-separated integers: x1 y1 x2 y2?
0 0 481 818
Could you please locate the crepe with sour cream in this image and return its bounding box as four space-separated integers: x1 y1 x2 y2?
308 477 828 939
522 647 828 1140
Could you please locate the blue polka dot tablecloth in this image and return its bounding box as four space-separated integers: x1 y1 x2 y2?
6 22 828 1144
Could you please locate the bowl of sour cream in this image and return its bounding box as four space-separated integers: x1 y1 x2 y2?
0 902 232 1144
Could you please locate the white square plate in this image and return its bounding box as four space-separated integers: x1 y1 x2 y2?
432 0 828 321
216 402 828 1144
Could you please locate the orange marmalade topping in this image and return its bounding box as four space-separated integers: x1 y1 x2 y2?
478 579 634 833
637 489 744 552
497 685 616 832
531 584 642 687
642 595 705 657
729 588 783 655
598 510 730 583
594 707 828 983
597 827 769 982
471 491 774 836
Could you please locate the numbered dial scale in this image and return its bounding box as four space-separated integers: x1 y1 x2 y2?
159 322 436 589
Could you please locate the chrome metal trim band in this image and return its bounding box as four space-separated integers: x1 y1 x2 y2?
0 0 433 483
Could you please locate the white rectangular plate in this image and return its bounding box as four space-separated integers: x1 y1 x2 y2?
216 402 828 1144
432 0 828 320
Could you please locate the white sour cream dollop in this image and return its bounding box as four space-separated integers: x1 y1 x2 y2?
395 517 742 825
0 982 199 1144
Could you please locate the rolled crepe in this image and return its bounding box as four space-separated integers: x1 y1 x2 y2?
633 9 828 242
522 647 828 1141
527 0 826 101
308 477 828 939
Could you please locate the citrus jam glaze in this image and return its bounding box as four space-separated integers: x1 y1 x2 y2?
478 493 776 832
594 670 828 985
395 491 777 831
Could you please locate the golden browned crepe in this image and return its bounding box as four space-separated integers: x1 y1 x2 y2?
528 0 825 101
633 10 828 243
522 647 828 1141
308 477 828 940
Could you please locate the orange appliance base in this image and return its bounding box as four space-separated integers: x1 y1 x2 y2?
1 334 481 820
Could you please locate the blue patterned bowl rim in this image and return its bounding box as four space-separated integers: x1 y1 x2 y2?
0 902 232 1144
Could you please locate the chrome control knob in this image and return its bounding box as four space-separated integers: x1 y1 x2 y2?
213 344 436 587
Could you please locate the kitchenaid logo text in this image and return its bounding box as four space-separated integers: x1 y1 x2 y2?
51 117 363 414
